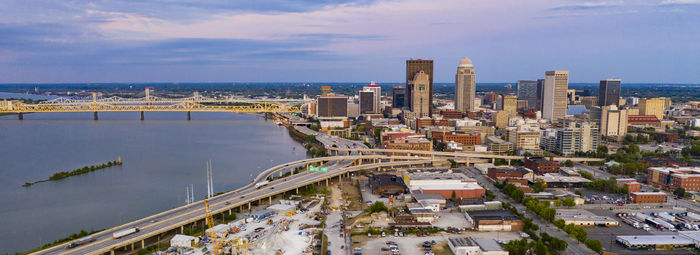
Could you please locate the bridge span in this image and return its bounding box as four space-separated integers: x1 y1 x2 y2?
0 89 307 120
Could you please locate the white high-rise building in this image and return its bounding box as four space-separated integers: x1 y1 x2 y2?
455 57 476 112
363 81 381 113
542 70 569 121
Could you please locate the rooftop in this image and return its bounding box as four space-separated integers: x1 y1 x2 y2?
405 170 472 181
616 235 693 246
474 238 505 252
555 209 618 223
448 237 478 248
536 173 591 184
467 209 521 221
631 192 668 196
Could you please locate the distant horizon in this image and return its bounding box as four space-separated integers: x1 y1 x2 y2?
1 82 699 86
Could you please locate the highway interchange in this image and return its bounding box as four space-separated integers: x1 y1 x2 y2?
35 127 371 255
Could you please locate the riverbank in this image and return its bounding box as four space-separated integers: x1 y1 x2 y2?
23 159 123 187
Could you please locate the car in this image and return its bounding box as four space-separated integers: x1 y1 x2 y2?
341 245 344 250
149 219 158 223
225 201 231 205
381 232 386 237
270 187 275 189
381 247 389 251
431 240 436 245
328 241 331 246
240 195 245 198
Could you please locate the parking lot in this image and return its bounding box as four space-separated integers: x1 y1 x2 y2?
358 232 519 255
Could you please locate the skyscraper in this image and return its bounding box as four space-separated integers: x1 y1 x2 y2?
363 81 381 113
392 85 406 109
517 80 538 110
599 79 621 107
455 57 476 112
409 71 430 117
359 90 374 114
542 70 569 121
639 98 665 119
536 79 545 111
317 95 348 117
502 95 518 115
406 59 433 116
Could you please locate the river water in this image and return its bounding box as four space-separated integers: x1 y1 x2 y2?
0 111 307 254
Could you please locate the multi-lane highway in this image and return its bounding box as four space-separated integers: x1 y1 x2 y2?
35 127 434 255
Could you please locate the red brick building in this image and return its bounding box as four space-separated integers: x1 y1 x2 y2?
647 167 700 191
630 192 668 204
523 157 560 174
431 131 481 145
440 110 463 119
488 168 529 180
616 178 641 193
628 115 661 127
415 118 449 130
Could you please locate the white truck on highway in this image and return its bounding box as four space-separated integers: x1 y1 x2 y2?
255 180 270 189
113 227 139 239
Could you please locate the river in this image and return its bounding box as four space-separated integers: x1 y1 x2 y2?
0 111 308 254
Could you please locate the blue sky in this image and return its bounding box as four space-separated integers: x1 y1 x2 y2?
0 0 698 83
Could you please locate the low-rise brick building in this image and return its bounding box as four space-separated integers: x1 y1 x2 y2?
630 192 668 204
368 174 407 195
465 210 523 231
647 167 700 191
523 157 560 174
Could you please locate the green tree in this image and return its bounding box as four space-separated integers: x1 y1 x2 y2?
674 187 686 198
585 239 602 253
564 160 574 167
563 197 576 207
550 238 568 252
534 239 548 255
553 200 563 207
572 226 588 242
553 219 566 229
366 201 388 213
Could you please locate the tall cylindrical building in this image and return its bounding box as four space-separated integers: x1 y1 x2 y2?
455 57 476 112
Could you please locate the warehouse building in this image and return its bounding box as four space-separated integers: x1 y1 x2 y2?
368 174 407 195
465 209 523 231
616 235 694 251
447 237 509 255
403 170 485 199
555 209 619 227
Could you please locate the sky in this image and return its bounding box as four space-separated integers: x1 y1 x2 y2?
0 0 698 83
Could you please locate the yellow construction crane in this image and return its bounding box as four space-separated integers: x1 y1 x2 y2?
204 200 223 255
204 199 248 255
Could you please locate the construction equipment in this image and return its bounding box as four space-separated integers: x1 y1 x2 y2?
204 200 222 255
204 199 249 255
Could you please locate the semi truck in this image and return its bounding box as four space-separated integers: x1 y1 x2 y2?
255 181 269 189
65 236 96 249
113 227 139 239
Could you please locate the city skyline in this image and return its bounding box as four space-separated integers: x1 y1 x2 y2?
0 0 698 83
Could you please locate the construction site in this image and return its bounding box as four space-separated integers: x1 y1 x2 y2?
157 195 326 255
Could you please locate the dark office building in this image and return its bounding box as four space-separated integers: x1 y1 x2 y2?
517 80 538 110
536 79 545 111
359 91 375 114
317 96 348 117
392 85 406 108
406 59 433 116
599 79 621 107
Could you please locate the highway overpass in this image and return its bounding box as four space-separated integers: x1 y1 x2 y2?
328 147 605 163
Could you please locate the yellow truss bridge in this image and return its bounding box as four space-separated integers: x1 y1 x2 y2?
1 89 306 120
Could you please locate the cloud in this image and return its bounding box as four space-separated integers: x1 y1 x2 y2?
659 0 700 5
549 1 624 11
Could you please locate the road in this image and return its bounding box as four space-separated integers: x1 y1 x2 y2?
36 126 371 255
463 167 596 255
